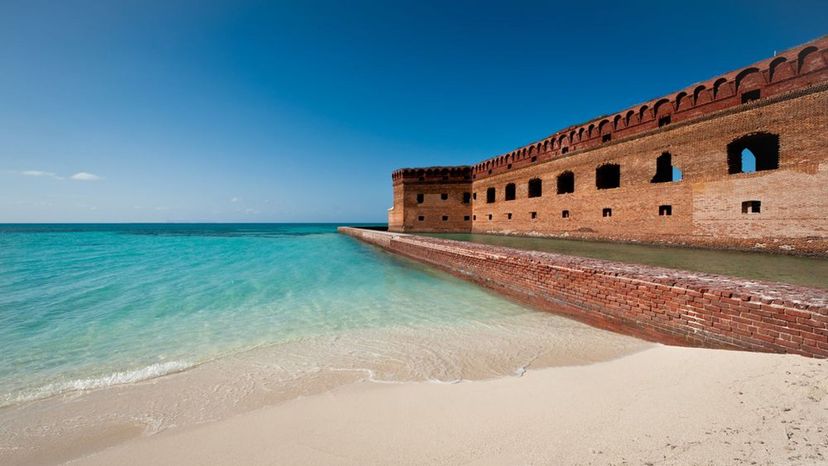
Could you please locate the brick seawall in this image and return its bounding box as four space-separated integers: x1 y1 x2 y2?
339 227 828 358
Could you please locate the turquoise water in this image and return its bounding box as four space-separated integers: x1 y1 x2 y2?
0 224 570 407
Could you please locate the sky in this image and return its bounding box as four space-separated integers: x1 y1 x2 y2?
0 0 825 223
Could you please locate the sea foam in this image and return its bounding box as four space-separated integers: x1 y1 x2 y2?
1 361 193 408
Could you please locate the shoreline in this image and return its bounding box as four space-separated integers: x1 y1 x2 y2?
70 344 828 465
1 312 651 465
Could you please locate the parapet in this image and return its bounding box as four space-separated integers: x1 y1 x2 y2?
392 165 472 184
469 36 828 180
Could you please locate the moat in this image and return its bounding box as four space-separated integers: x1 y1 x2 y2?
421 233 828 289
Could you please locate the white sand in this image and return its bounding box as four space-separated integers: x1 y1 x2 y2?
69 345 828 465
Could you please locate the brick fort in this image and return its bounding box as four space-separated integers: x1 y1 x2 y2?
387 36 828 255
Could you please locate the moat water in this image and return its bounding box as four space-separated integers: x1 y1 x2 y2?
422 233 828 289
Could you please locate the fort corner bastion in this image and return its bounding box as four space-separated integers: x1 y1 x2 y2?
387 36 828 255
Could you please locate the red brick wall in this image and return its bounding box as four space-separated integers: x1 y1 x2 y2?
388 37 828 255
470 37 828 179
389 167 473 232
340 227 828 358
467 88 828 253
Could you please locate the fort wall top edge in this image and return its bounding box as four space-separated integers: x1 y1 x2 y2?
391 35 828 182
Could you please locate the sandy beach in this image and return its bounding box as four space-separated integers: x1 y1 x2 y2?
2 2 827 465
67 345 827 466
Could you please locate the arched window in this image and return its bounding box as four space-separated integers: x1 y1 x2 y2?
596 164 621 190
713 78 729 98
654 98 671 117
735 67 761 92
599 120 611 142
769 56 788 82
486 187 496 203
675 92 688 110
798 46 819 74
557 171 575 194
528 178 542 198
505 183 516 201
693 85 707 104
727 133 779 174
651 152 682 183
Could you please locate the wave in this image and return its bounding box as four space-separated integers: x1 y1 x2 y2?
1 360 194 408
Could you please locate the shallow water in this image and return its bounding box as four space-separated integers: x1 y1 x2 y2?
422 233 828 289
0 224 650 464
0 223 563 407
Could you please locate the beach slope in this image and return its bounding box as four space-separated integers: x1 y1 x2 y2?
71 345 828 465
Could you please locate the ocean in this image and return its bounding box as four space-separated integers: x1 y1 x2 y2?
0 223 647 455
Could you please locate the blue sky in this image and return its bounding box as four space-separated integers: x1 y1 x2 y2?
1 1 825 222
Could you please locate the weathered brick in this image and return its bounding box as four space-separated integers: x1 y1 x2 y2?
388 37 828 256
340 227 828 358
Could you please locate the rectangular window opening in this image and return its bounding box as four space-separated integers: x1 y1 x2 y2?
658 115 671 127
440 193 448 200
561 147 569 154
505 183 516 201
464 215 470 221
530 211 537 219
442 215 448 221
416 193 424 204
659 205 672 216
727 132 779 174
418 216 424 221
602 134 612 143
602 208 612 218
531 156 537 162
462 192 471 204
741 89 761 104
741 200 761 214
562 210 570 219
596 164 621 190
488 214 492 220
507 213 512 220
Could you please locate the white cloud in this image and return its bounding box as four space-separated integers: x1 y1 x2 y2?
21 170 63 179
70 172 102 181
230 197 240 203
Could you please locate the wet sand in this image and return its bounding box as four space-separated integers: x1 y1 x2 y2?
65 346 828 465
0 312 651 465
